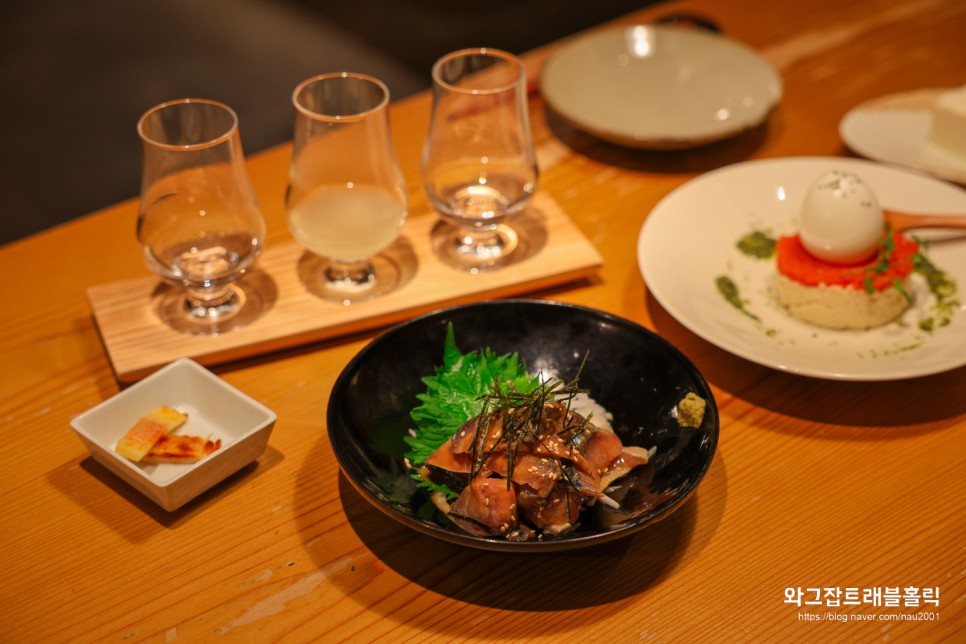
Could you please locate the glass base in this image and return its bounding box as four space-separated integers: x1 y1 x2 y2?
431 222 524 272
297 253 401 304
154 281 265 336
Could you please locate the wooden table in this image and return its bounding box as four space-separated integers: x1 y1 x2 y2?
3 0 964 640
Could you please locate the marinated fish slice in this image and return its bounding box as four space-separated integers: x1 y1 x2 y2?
425 440 474 474
599 445 652 490
488 452 562 497
531 433 597 477
451 413 504 454
517 481 581 534
115 406 187 462
581 430 624 473
422 386 649 538
141 435 222 464
448 477 518 536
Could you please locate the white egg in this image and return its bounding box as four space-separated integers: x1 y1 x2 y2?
798 170 883 264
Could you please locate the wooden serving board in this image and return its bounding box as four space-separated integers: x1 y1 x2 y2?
87 192 602 383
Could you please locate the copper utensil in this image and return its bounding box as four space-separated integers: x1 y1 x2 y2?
885 209 966 232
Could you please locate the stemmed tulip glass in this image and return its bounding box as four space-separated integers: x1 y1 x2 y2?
287 73 408 303
137 98 266 335
421 48 538 271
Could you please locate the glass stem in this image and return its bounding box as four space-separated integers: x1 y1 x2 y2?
456 226 504 256
184 285 240 319
325 260 375 287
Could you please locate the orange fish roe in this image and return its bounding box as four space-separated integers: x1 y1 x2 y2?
776 232 919 291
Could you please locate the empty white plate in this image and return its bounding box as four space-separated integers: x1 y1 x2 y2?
540 24 782 149
840 88 966 185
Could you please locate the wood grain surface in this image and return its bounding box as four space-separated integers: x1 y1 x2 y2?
2 0 964 641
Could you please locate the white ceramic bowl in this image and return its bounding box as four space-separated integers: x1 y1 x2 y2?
71 358 277 511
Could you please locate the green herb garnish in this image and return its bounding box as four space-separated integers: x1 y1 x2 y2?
859 223 913 302
736 230 777 259
915 250 960 333
715 275 761 322
916 250 957 301
403 324 540 497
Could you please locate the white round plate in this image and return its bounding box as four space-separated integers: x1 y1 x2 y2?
638 157 966 381
540 24 782 149
840 88 966 185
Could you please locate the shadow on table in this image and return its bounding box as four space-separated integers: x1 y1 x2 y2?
644 292 966 432
324 450 726 624
543 107 777 175
48 446 285 540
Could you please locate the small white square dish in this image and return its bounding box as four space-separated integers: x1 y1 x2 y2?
71 358 277 511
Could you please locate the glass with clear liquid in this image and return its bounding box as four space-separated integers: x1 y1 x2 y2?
137 99 266 335
421 48 538 270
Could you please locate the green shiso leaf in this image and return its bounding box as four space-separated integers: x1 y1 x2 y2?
403 323 540 497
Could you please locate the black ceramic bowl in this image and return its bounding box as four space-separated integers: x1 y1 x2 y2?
327 299 718 552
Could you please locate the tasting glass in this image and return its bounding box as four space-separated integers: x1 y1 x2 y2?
421 48 538 271
287 73 408 303
137 98 266 335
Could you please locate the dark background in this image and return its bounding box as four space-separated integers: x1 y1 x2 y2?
0 0 659 246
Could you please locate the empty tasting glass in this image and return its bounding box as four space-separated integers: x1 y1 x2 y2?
137 98 266 335
287 73 408 303
421 48 538 271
